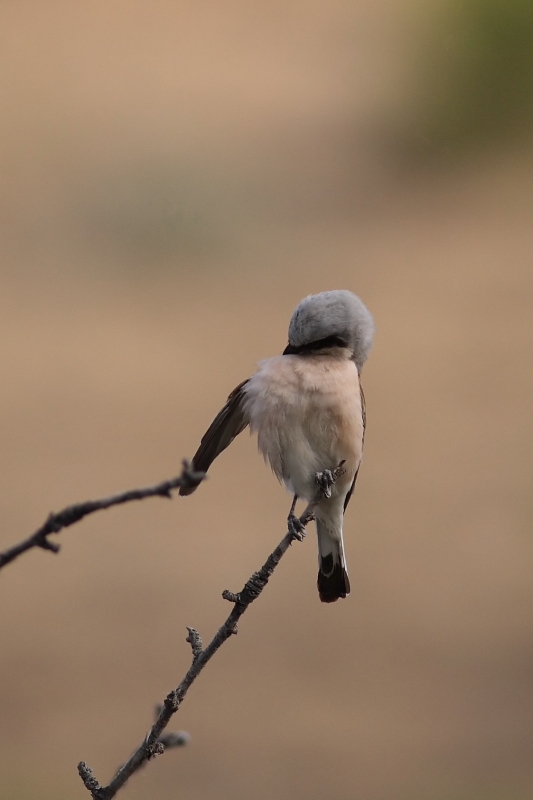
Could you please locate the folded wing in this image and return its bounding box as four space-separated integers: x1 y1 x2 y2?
343 382 366 512
179 380 250 496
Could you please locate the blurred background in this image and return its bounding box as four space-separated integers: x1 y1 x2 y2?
0 1 532 798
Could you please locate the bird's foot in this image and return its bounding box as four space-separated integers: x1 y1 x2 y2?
315 460 346 499
315 469 335 499
288 513 306 542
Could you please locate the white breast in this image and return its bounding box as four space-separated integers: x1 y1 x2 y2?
243 353 364 501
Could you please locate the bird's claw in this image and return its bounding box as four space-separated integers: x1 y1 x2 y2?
288 513 306 541
315 460 346 499
315 469 335 498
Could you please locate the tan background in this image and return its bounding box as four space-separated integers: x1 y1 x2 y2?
0 2 532 799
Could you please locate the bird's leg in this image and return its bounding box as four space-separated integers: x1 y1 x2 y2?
315 459 346 499
287 495 306 541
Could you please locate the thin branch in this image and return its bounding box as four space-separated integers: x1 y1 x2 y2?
77 462 345 800
0 461 205 571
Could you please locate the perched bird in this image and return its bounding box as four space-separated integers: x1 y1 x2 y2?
180 290 374 602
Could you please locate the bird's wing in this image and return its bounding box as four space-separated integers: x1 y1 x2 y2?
343 382 366 513
180 380 250 496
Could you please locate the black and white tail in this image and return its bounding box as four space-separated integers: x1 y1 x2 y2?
316 517 350 603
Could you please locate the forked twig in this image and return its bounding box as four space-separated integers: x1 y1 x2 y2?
77 461 345 799
0 462 204 570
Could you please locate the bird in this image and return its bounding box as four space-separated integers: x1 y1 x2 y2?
180 290 374 602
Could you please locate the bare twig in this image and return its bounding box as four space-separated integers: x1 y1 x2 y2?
78 763 104 798
77 463 344 800
0 461 204 571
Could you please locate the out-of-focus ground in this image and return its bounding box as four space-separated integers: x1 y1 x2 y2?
0 2 532 799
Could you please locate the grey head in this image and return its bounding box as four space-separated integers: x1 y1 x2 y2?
285 289 375 370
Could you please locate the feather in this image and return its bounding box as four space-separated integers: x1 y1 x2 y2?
343 381 366 512
179 380 250 496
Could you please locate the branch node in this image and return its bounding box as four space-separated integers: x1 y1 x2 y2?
240 571 267 603
147 741 165 760
45 511 64 534
36 534 61 553
159 730 191 748
164 689 180 713
185 626 203 660
222 589 240 603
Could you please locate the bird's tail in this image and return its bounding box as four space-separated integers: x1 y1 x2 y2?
316 514 350 603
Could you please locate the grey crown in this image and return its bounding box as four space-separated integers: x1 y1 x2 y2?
288 289 375 370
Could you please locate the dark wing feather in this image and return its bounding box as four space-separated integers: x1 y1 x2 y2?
180 380 250 496
343 381 366 513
